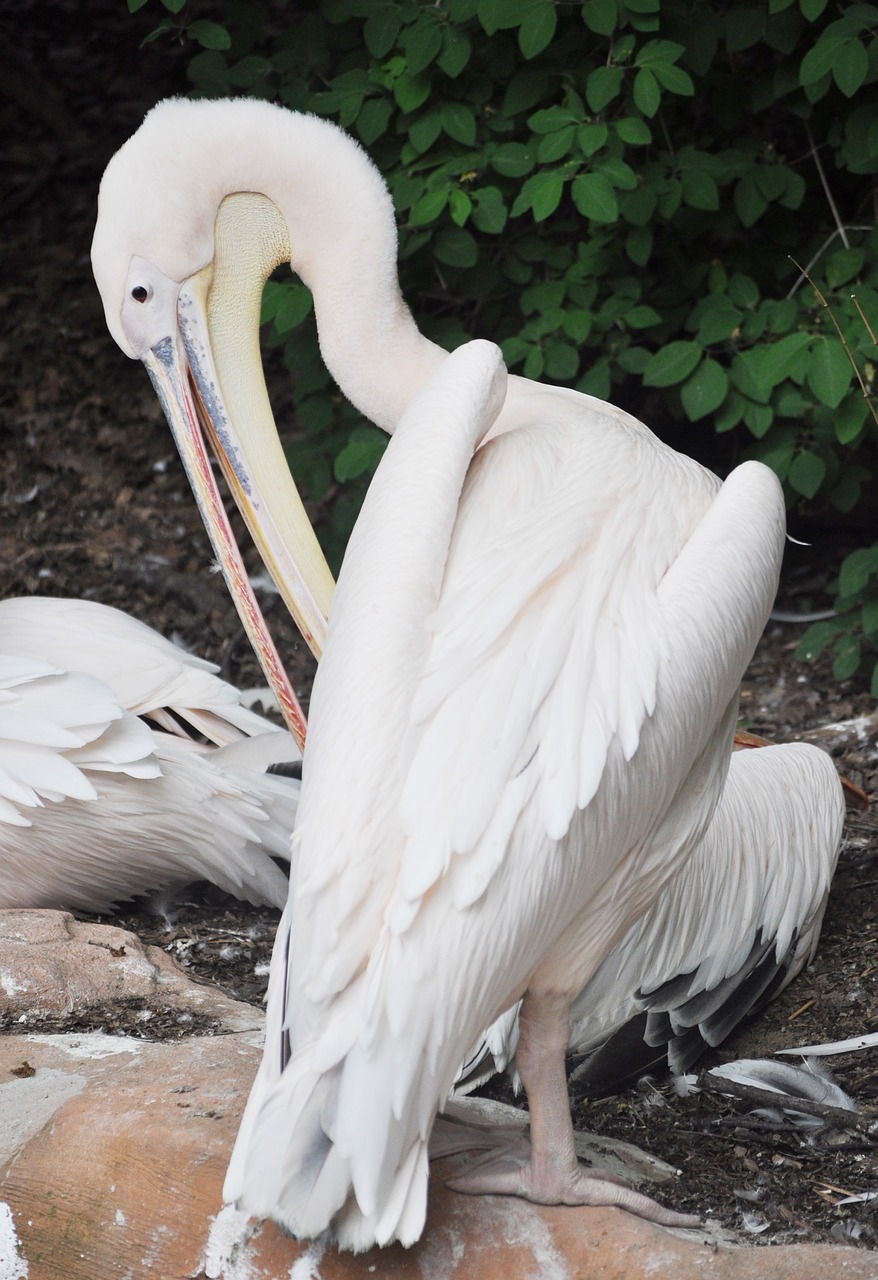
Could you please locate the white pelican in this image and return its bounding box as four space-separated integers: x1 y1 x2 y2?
0 595 300 912
91 98 843 1247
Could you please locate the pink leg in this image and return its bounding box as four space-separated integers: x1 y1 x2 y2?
445 990 701 1229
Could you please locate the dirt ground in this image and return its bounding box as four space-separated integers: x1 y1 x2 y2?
1 0 876 1257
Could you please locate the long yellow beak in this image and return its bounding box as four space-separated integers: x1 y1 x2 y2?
142 194 337 750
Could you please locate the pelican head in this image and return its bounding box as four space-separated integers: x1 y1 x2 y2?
92 100 354 743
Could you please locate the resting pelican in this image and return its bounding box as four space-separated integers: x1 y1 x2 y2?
0 595 299 912
92 98 841 1246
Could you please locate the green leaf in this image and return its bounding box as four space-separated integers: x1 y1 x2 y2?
626 304 662 328
357 98 393 145
491 141 537 177
598 157 638 189
394 71 431 113
728 274 760 308
743 403 773 437
563 309 592 342
571 173 618 222
228 55 273 89
408 113 442 153
334 435 387 482
765 298 798 334
620 185 657 226
681 169 719 211
799 0 828 17
586 66 624 112
796 616 848 662
186 49 229 93
833 38 868 96
273 284 314 333
544 338 579 380
434 226 479 267
577 123 610 156
438 27 472 77
642 341 703 387
128 0 150 11
618 344 650 374
633 68 661 116
788 449 826 498
650 62 695 95
707 262 728 294
531 172 565 220
715 392 746 433
472 186 508 234
403 19 443 77
478 0 538 33
410 188 449 225
725 7 766 51
614 116 652 145
364 8 401 58
696 303 741 345
730 349 770 402
260 280 285 324
391 172 425 211
578 357 611 400
681 358 730 419
529 106 577 134
760 331 812 386
502 69 548 116
834 392 869 444
501 336 530 368
187 19 231 50
825 247 865 287
734 174 767 227
636 39 685 65
449 189 473 226
524 344 545 378
625 225 652 265
441 101 477 145
862 597 878 639
582 0 618 35
829 467 866 513
799 34 845 85
807 338 854 408
839 546 878 596
758 437 796 479
519 2 557 58
160 0 185 11
832 633 861 681
538 127 575 163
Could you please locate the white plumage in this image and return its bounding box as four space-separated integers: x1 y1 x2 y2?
90 98 845 1249
459 741 845 1094
0 596 299 911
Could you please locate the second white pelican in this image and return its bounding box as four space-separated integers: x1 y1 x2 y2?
90 98 843 1248
0 596 300 912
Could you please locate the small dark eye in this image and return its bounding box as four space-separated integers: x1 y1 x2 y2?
131 284 151 303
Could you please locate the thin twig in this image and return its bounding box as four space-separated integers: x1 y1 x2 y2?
807 122 850 249
785 226 872 299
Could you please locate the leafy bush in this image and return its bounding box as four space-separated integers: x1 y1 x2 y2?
129 0 878 691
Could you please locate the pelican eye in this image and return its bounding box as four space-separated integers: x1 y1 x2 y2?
131 284 152 303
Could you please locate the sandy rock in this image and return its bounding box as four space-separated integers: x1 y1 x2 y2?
1 913 876 1279
0 909 261 1032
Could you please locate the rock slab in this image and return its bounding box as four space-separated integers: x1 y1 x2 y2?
1 912 876 1279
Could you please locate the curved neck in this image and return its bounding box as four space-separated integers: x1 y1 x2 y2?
213 106 446 433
